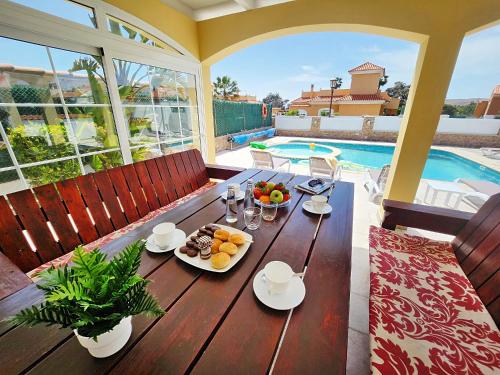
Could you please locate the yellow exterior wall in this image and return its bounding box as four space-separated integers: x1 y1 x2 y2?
104 0 199 58
350 73 380 95
337 104 383 116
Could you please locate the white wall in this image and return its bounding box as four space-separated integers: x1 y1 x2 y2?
320 116 364 131
436 118 500 135
372 116 402 132
372 117 500 135
275 116 312 131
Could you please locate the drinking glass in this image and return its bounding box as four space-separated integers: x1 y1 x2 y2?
261 203 278 221
244 207 262 230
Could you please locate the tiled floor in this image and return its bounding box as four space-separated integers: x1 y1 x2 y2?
215 140 475 374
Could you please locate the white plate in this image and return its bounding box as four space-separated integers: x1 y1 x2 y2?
253 269 306 310
302 201 332 215
174 224 253 273
146 229 186 253
220 191 245 201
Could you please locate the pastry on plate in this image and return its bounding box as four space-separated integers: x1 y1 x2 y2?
228 233 245 246
214 229 230 241
211 252 230 269
211 238 223 254
220 241 238 255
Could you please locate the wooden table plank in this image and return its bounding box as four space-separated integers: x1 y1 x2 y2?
190 182 324 375
2 170 276 374
273 181 354 374
109 175 308 375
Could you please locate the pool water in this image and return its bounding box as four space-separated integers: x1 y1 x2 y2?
269 143 334 158
268 141 500 184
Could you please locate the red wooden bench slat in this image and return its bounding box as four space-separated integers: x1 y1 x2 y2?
476 270 500 305
163 154 187 197
157 156 182 200
8 190 63 263
186 149 203 188
75 174 115 236
33 184 80 252
487 296 499 326
461 223 500 275
133 161 161 211
467 244 500 292
56 179 99 245
121 164 150 217
93 170 128 229
107 168 140 223
193 148 209 183
453 194 500 261
0 196 41 272
144 159 170 206
189 149 209 187
173 152 195 193
180 151 199 190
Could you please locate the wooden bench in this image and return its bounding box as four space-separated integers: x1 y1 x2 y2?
0 149 243 299
371 194 499 373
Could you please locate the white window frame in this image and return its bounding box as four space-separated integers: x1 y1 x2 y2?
0 0 207 190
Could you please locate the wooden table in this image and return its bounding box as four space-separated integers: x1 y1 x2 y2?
0 169 354 375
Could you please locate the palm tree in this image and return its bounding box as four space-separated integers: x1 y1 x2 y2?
213 76 239 99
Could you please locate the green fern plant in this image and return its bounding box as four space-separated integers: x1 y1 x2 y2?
10 241 164 339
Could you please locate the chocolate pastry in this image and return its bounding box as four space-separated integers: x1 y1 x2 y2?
179 246 189 254
186 240 197 248
187 248 198 257
200 228 212 236
197 235 213 260
190 236 198 241
208 225 220 231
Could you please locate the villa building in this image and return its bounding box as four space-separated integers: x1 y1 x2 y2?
289 62 400 116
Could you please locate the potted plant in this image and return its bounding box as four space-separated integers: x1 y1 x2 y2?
10 241 164 358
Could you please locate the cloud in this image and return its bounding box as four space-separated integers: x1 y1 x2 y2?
359 45 382 53
287 64 330 83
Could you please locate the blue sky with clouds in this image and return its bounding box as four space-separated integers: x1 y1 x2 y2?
212 25 500 101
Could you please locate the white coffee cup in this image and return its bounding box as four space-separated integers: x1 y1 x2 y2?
311 195 328 212
262 261 294 295
152 222 175 249
228 183 240 196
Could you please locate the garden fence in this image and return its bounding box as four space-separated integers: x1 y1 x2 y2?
213 99 272 137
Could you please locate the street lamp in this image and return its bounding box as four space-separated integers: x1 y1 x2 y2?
329 78 337 117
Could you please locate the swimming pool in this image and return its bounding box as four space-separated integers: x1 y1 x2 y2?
267 141 500 184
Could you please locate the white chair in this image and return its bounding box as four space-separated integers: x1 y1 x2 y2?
364 164 391 203
309 156 341 180
249 149 291 172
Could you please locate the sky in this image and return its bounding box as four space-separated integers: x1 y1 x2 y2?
212 25 500 101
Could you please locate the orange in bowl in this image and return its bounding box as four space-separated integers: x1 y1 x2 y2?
259 195 271 204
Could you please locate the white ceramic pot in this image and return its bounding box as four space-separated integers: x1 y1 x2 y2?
74 316 132 358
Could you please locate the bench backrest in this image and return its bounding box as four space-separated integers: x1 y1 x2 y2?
452 193 500 325
0 149 209 273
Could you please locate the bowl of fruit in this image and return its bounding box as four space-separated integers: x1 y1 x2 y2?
253 181 291 208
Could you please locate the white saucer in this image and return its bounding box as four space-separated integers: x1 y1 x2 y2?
220 191 245 201
146 229 186 253
253 269 306 310
302 201 332 215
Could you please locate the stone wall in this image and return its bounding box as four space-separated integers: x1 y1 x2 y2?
275 116 500 148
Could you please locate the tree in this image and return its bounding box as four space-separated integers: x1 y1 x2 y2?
442 104 457 117
213 76 239 99
263 92 284 108
386 81 410 112
379 74 389 88
332 77 342 89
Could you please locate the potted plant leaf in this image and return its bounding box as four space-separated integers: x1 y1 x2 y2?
10 241 164 358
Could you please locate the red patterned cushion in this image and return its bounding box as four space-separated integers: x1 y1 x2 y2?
369 226 500 375
27 182 217 280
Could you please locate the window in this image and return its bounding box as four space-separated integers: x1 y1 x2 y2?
107 16 182 55
113 59 200 161
0 36 122 190
9 0 96 28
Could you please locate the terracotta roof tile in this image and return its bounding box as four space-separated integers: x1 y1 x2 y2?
348 62 384 73
334 94 386 102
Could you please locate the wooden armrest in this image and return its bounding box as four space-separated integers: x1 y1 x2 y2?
382 199 473 236
0 252 32 300
205 164 245 180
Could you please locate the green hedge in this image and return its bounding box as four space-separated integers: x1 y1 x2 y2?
213 100 272 137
